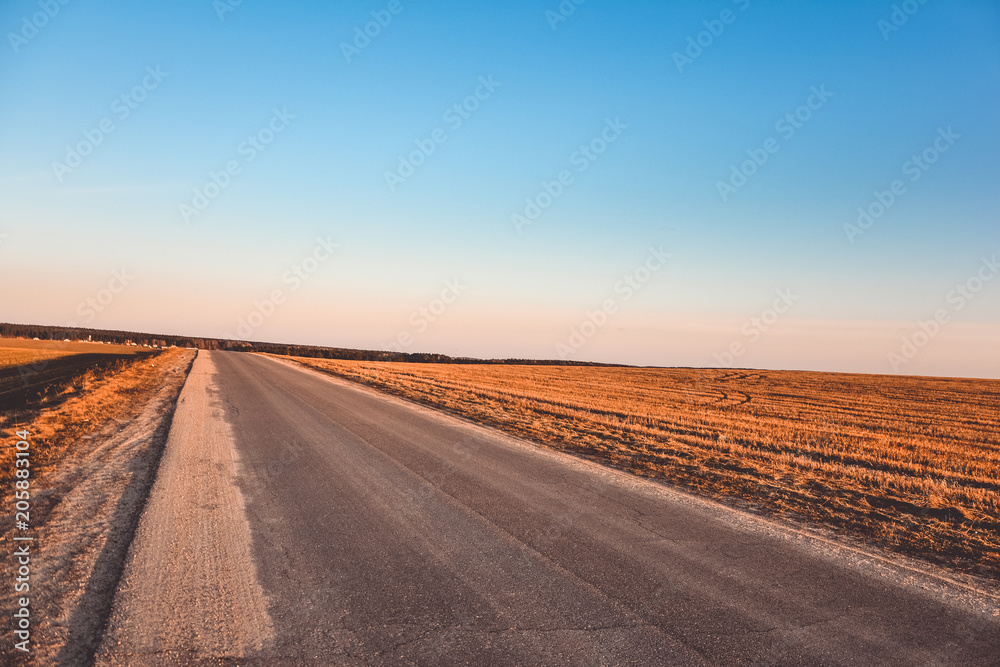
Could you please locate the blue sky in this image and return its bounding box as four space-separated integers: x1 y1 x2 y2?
1 0 998 377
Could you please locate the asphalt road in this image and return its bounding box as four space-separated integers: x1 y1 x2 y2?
97 351 1000 665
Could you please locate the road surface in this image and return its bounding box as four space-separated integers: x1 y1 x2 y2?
96 351 1000 665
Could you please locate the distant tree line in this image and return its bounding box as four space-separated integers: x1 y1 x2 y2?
0 322 622 367
0 322 223 350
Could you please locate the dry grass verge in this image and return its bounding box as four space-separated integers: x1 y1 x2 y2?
283 357 1000 581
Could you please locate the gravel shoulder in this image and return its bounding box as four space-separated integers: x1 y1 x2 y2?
95 351 274 666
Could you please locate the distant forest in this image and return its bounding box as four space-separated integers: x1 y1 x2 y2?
0 322 620 366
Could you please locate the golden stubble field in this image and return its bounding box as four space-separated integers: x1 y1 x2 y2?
0 337 144 358
0 338 135 381
285 357 1000 580
0 338 172 487
1 338 153 419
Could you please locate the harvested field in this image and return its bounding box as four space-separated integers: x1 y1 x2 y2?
0 338 154 414
0 338 145 356
0 347 76 368
282 357 1000 581
0 340 168 490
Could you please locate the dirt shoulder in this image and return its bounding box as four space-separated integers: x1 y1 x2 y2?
0 348 195 665
95 351 274 665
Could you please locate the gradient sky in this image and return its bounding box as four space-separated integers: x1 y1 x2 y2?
1 0 998 377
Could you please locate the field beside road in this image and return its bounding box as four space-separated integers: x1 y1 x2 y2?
282 357 1000 582
0 338 155 416
0 338 168 490
0 337 147 359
